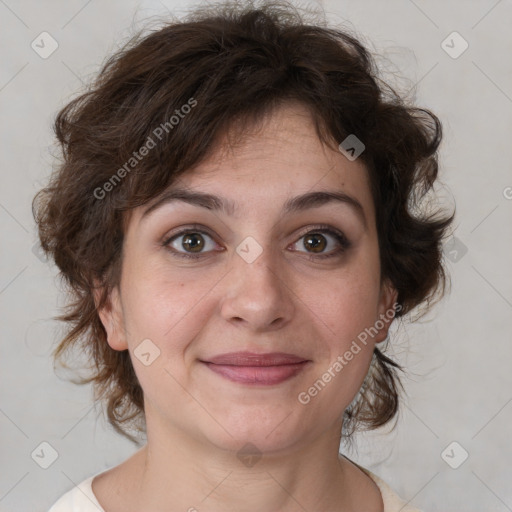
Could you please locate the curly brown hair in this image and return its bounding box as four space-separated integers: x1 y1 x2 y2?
32 0 454 446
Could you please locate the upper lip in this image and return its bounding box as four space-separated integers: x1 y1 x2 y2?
202 352 309 366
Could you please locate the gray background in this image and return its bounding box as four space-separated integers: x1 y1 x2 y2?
1 0 511 511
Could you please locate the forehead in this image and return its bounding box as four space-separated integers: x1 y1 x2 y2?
197 101 365 178
127 101 374 227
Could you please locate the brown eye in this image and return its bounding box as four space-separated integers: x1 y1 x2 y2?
164 226 219 259
182 233 205 253
291 227 351 260
303 233 327 253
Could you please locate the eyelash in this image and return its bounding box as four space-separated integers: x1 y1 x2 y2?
162 223 351 261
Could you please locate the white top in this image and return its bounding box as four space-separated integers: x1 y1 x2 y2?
48 464 423 512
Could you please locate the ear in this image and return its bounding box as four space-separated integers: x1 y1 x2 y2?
93 281 128 351
373 279 399 344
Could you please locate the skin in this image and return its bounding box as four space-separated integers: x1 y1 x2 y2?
94 101 398 512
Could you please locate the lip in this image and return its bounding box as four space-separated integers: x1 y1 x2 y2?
200 351 311 385
204 351 309 366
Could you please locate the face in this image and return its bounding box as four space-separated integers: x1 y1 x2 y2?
99 101 397 454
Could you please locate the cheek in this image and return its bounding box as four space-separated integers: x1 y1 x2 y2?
315 263 382 346
119 270 207 402
120 260 216 356
304 281 380 412
314 289 378 398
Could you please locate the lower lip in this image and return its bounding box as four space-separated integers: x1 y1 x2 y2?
202 362 309 385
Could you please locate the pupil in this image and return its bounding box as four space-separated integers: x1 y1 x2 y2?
305 233 325 253
184 233 204 252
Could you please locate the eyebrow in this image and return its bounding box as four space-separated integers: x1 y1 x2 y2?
141 187 367 228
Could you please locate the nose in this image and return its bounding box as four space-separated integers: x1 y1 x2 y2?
219 242 295 332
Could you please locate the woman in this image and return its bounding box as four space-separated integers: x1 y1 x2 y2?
35 1 454 510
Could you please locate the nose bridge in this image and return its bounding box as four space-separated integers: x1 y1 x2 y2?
234 234 281 295
221 233 293 328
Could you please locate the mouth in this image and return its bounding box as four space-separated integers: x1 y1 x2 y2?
199 352 311 385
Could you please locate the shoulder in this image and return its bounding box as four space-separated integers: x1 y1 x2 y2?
357 464 424 512
47 475 105 512
47 449 143 511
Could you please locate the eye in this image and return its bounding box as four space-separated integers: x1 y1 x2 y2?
163 225 220 259
290 225 351 260
162 223 351 261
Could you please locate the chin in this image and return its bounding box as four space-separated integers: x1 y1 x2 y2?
200 406 313 457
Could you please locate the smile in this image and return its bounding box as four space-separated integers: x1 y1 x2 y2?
200 352 312 385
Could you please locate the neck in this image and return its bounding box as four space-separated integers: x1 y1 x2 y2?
126 417 359 512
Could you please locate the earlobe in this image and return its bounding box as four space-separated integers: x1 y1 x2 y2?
94 284 128 351
374 279 399 344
